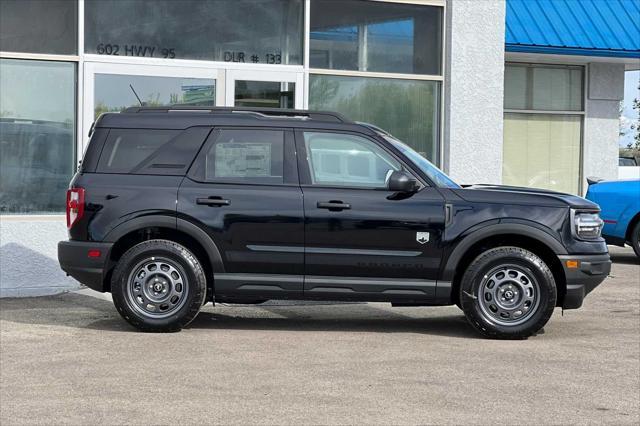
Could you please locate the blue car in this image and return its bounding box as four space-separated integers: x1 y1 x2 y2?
586 178 640 258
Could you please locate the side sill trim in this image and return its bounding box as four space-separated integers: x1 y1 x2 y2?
247 245 422 257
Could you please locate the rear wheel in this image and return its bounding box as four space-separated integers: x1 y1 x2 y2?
111 239 206 332
630 221 640 258
459 246 556 339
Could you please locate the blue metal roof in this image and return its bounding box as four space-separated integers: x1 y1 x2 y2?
506 0 640 58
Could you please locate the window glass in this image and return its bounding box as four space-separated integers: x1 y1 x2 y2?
309 75 440 163
304 132 401 187
383 135 459 188
97 130 179 174
94 74 215 119
234 81 295 108
310 0 442 75
204 130 284 183
85 0 303 65
532 67 583 111
0 59 76 214
505 64 583 111
0 0 77 55
503 113 581 194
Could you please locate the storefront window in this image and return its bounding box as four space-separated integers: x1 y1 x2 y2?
85 0 303 65
0 0 78 55
503 114 581 195
503 64 584 194
310 0 442 75
94 74 215 118
505 64 583 111
0 59 76 214
309 75 440 162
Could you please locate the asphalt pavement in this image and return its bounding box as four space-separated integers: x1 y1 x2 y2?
1 246 638 425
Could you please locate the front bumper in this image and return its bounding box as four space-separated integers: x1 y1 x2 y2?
58 240 113 292
558 253 611 309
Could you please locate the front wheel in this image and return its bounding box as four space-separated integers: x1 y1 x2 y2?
111 239 207 332
630 221 640 259
459 246 556 339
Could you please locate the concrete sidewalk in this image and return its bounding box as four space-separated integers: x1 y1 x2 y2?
0 246 638 425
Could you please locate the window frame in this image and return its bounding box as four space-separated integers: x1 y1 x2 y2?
294 128 425 190
187 127 299 186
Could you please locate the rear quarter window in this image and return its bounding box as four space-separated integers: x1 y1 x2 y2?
96 127 211 175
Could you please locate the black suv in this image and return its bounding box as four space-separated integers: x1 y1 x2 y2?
58 107 611 339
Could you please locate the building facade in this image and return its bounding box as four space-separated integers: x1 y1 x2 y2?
0 0 638 296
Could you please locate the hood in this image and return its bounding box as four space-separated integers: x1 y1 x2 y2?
455 184 599 210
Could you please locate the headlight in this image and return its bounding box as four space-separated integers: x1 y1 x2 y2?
571 210 603 240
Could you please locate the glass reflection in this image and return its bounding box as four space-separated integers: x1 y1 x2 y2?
94 74 215 118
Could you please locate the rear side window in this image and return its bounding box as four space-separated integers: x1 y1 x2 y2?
97 129 178 173
95 127 211 175
191 129 285 184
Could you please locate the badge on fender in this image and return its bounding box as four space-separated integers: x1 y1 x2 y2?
416 232 430 244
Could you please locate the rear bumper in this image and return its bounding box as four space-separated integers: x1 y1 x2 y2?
558 253 611 309
58 240 113 292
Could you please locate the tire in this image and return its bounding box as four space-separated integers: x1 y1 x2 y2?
111 239 207 332
630 221 640 259
459 246 556 340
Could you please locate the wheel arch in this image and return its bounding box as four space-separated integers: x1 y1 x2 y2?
443 224 567 307
103 216 224 297
624 211 640 243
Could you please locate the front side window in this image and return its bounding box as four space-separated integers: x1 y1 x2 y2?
85 0 303 65
303 132 401 188
0 59 76 214
201 129 285 184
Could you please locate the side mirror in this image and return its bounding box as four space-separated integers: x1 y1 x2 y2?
386 170 419 193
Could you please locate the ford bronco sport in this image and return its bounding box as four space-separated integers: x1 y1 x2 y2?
58 107 611 339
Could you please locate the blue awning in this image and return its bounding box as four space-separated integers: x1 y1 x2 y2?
506 0 640 58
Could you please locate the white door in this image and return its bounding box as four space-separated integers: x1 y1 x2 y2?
225 68 303 109
83 62 223 147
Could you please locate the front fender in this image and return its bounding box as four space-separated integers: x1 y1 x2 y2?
440 222 567 282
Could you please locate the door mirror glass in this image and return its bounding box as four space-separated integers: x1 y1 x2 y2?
386 170 418 193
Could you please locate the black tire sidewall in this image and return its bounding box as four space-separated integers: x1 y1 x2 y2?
631 221 640 258
111 240 206 332
460 247 557 339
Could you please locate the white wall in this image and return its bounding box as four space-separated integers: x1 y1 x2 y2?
444 0 505 185
583 62 626 190
0 217 80 297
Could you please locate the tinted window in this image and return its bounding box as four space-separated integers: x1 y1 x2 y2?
0 0 77 55
200 129 285 183
97 129 179 174
85 0 303 65
310 0 442 75
303 132 401 188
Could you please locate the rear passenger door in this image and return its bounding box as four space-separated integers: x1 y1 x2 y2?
178 127 304 300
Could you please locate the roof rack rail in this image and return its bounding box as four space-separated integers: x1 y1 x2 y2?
122 106 348 123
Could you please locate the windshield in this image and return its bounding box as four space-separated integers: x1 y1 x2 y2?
382 135 460 189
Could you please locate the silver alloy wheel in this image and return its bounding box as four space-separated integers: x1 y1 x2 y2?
477 265 540 326
126 257 188 319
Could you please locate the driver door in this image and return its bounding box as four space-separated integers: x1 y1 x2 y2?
295 130 445 301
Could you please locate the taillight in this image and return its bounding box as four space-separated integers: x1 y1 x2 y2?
66 188 85 229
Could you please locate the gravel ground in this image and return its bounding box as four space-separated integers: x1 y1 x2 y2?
1 246 638 425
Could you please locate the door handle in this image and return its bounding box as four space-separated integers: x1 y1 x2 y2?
317 201 351 211
197 197 230 207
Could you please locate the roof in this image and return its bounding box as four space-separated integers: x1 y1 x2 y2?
506 0 640 58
